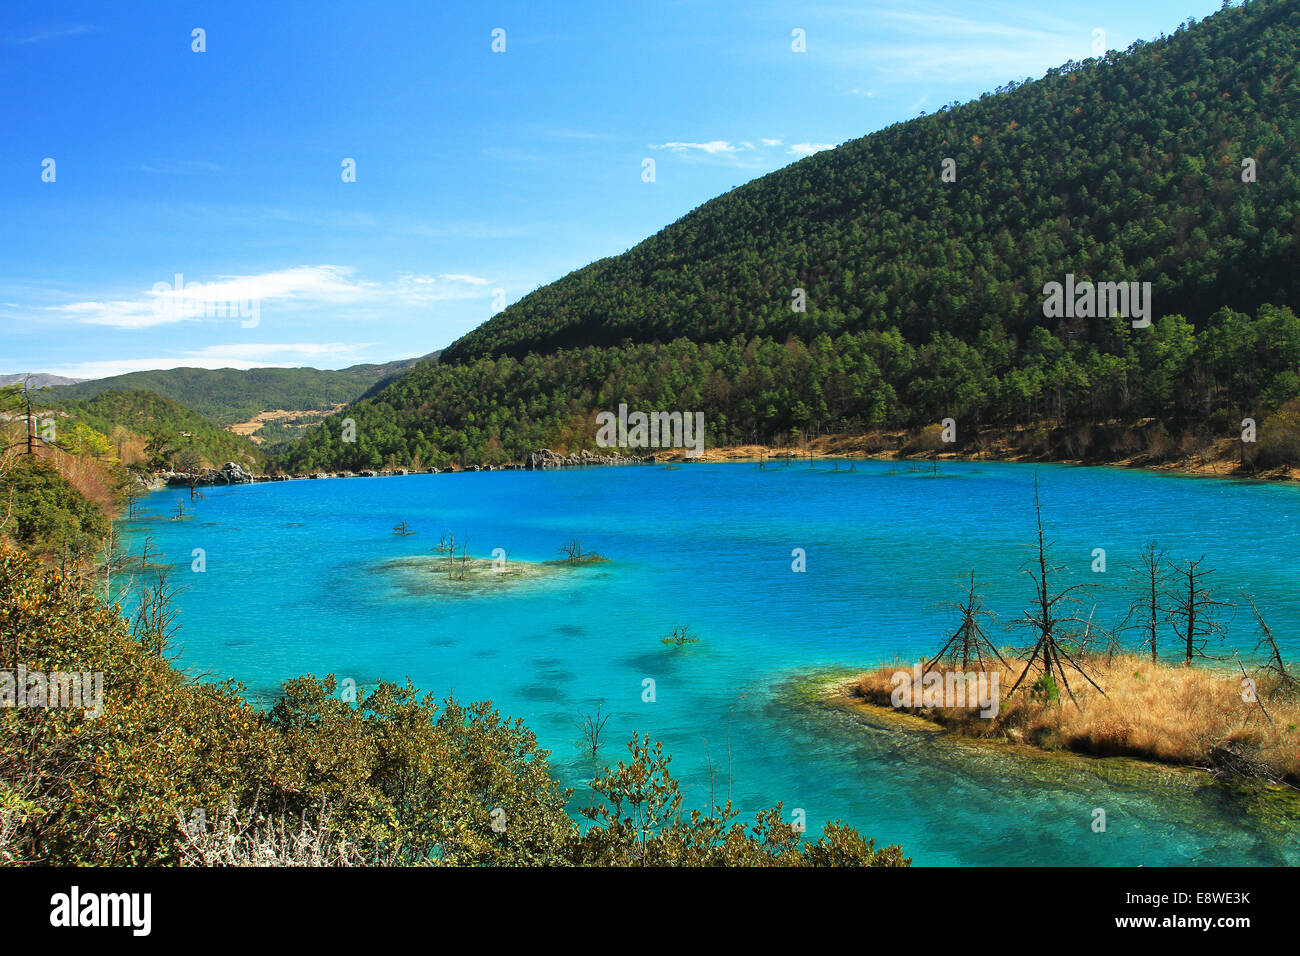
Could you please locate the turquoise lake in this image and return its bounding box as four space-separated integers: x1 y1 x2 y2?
124 460 1300 865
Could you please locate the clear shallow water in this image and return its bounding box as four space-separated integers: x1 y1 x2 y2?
124 461 1300 865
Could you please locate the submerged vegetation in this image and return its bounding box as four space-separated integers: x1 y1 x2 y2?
662 625 701 648
553 539 608 566
377 535 612 596
378 553 551 596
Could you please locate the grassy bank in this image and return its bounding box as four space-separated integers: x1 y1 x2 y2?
846 653 1300 786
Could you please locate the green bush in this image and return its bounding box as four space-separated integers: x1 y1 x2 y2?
0 457 108 560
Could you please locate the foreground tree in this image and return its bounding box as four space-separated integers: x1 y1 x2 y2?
571 734 910 867
0 380 55 458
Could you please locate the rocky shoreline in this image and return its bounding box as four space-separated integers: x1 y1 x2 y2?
135 447 654 490
133 429 1300 493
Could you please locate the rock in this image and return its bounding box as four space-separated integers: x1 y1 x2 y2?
524 447 646 470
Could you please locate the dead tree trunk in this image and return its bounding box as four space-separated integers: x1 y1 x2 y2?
1006 475 1106 707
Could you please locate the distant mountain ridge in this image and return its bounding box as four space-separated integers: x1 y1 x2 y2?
48 355 437 427
0 373 86 388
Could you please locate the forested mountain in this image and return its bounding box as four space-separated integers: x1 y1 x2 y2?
49 389 265 469
280 0 1300 472
50 356 434 426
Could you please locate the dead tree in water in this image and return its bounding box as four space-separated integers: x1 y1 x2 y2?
1121 540 1169 663
1243 592 1298 697
1006 475 1106 706
132 567 183 658
457 536 472 580
924 570 1008 674
574 700 612 759
175 445 204 501
93 518 136 609
1164 556 1232 664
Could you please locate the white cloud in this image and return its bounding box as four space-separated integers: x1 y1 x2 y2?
761 138 783 146
391 273 492 306
45 265 492 329
789 142 836 157
650 141 753 155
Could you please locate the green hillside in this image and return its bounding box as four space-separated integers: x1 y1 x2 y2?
51 389 266 469
51 356 433 427
445 2 1297 363
280 0 1300 473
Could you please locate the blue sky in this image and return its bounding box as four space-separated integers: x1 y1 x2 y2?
1 0 1227 379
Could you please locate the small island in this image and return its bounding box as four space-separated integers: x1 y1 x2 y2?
375 537 611 598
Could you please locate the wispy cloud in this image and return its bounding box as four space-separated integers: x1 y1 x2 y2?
405 220 531 240
1 24 97 46
44 266 493 330
789 142 836 157
390 272 492 306
651 140 753 155
648 136 842 168
806 3 1091 82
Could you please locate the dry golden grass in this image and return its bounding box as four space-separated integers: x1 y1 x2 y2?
851 653 1300 785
